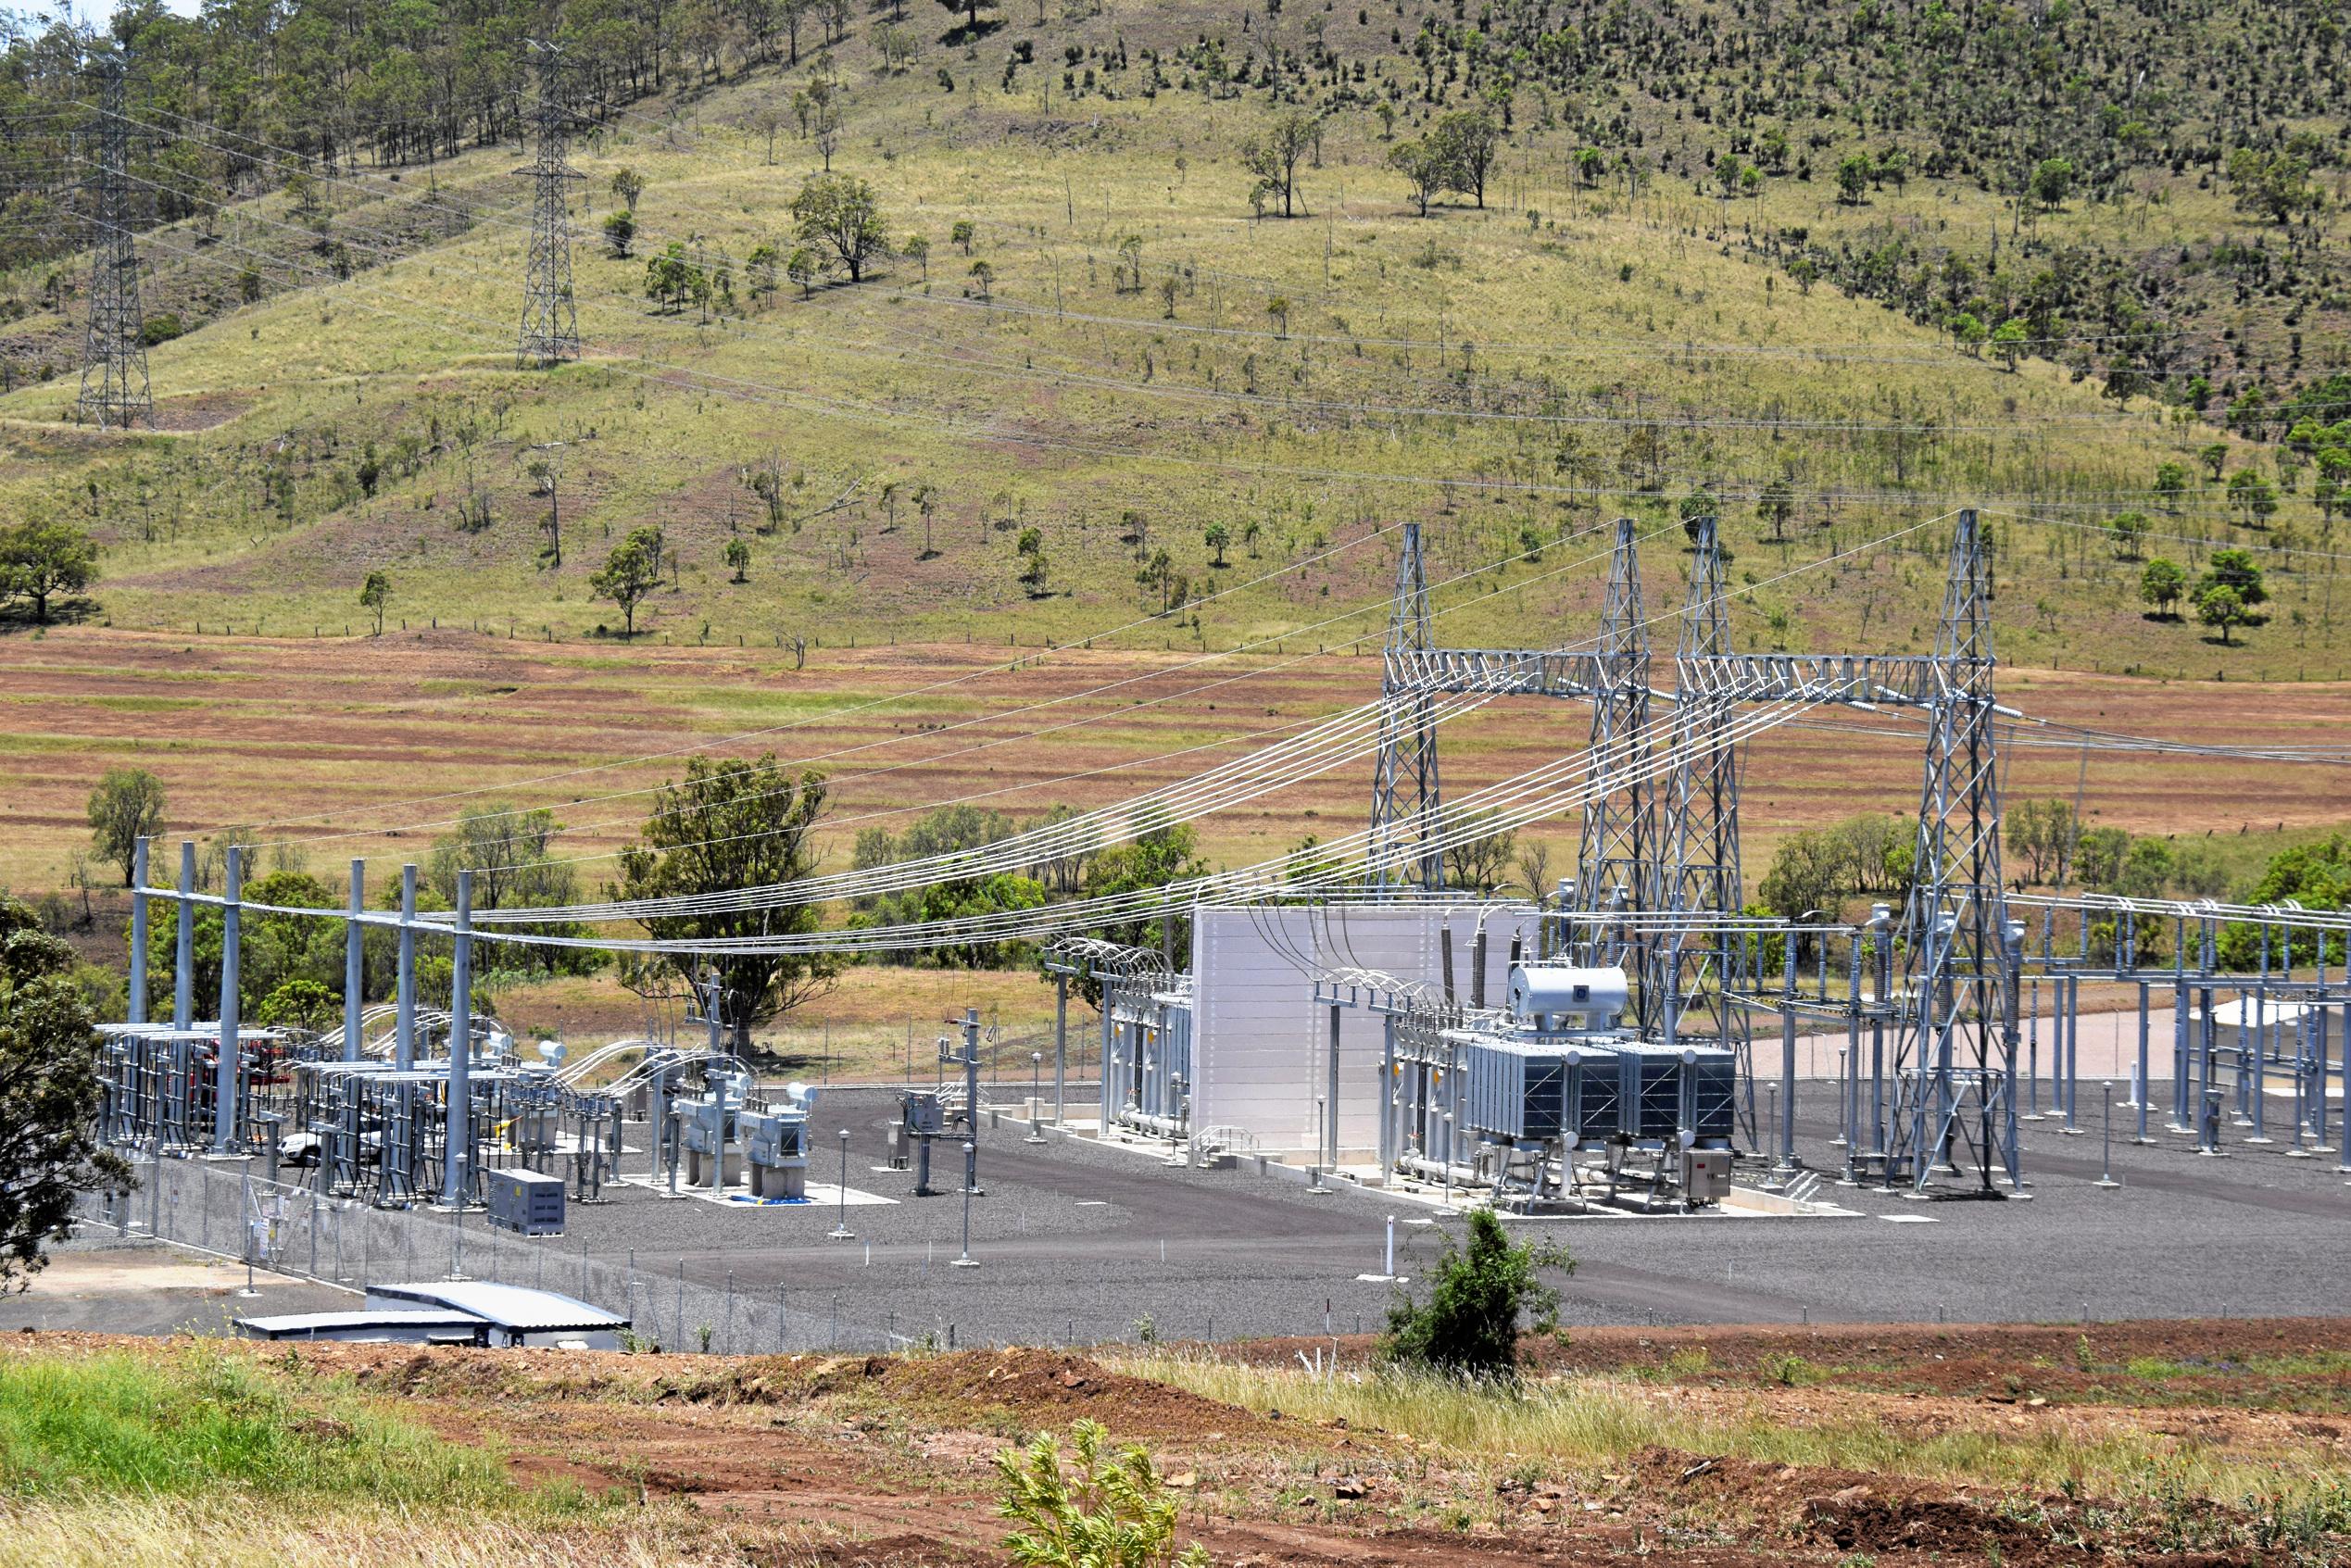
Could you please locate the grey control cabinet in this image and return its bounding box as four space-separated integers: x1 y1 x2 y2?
484 1166 567 1236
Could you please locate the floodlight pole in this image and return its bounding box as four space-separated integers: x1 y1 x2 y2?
951 1143 979 1267
828 1128 853 1239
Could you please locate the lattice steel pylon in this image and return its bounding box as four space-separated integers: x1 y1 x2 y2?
516 40 584 368
1369 521 1444 889
78 54 151 430
1574 519 1658 1013
1660 517 1750 1082
1885 509 2015 1195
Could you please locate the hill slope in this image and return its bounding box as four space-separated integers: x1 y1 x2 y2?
0 1 2343 678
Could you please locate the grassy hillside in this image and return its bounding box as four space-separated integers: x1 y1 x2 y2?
0 1 2343 681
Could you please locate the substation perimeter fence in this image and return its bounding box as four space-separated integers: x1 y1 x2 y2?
75 1157 915 1356
75 1159 1424 1358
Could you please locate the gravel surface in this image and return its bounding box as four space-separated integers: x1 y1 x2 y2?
505 1081 2351 1347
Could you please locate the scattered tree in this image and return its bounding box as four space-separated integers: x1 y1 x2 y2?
1990 319 2028 371
1835 153 1871 204
1389 136 1447 216
1431 109 1501 207
2152 460 2189 511
0 520 99 623
2226 468 2278 527
86 767 165 887
787 244 820 296
2030 156 2076 210
1239 108 1318 219
1015 525 1048 595
791 173 889 282
602 210 635 259
610 167 646 213
2197 546 2267 606
935 0 996 36
2138 557 2187 618
1756 475 1796 542
724 537 751 583
591 527 666 637
2196 582 2250 645
614 756 841 1049
358 571 393 635
2226 147 2320 225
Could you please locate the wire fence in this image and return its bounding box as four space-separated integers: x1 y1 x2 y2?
79 1158 917 1354
72 1154 1359 1355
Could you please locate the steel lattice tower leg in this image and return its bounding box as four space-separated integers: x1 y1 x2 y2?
1663 518 1753 1116
516 40 584 368
1575 519 1657 1014
1370 521 1443 890
79 55 151 431
1887 510 2013 1196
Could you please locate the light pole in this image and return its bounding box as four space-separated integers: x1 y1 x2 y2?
951 1143 979 1267
1025 1051 1047 1143
2095 1081 2121 1190
828 1128 854 1239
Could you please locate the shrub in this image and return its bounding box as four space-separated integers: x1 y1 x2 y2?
994 1418 1207 1568
1381 1208 1571 1377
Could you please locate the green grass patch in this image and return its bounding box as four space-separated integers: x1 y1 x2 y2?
0 1345 569 1512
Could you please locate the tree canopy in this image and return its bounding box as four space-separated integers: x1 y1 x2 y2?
0 890 131 1289
613 755 842 1049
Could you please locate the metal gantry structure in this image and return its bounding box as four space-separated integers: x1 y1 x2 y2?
78 54 152 430
1363 510 2019 1195
515 40 583 368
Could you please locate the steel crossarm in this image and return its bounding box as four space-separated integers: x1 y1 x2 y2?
1671 652 1941 707
1383 646 1612 696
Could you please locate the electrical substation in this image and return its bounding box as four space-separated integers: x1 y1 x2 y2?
67 503 2349 1348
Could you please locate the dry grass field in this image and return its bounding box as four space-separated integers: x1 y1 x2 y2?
4 624 2344 895
4 1322 2347 1566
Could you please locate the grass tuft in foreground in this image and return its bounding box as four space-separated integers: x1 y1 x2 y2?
0 1343 535 1509
1119 1352 2351 1525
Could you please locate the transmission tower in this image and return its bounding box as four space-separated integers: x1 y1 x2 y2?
1574 519 1658 1013
1660 517 1749 1038
78 54 151 430
1885 510 2016 1195
516 40 584 367
1369 521 1444 889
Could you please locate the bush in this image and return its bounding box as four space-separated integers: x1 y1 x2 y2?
994 1418 1207 1568
137 314 183 347
1381 1208 1570 1378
